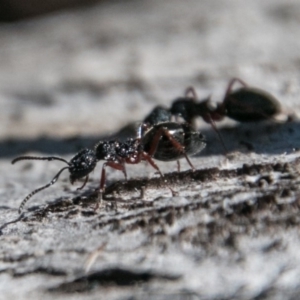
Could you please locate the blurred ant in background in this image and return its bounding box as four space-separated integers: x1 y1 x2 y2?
146 78 282 152
170 78 281 124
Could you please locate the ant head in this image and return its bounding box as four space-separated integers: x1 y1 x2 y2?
69 149 97 184
12 148 97 213
170 98 196 124
95 141 117 161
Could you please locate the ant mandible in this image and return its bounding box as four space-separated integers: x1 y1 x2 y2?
12 122 206 213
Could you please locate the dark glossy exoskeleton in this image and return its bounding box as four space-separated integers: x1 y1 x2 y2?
170 78 281 125
169 78 282 152
169 87 210 125
221 78 281 122
143 106 172 126
12 122 206 213
142 122 206 163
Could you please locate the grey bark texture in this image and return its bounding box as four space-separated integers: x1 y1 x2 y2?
1 0 300 299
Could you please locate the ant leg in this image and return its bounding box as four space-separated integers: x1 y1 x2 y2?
177 160 180 172
95 161 126 210
162 129 196 171
147 127 196 171
185 86 198 100
141 152 164 177
142 152 177 197
222 77 248 110
207 115 228 154
76 176 89 190
145 127 164 158
99 161 126 191
225 78 248 99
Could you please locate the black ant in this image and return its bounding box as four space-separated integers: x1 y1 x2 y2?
165 78 281 151
12 122 206 213
170 78 281 124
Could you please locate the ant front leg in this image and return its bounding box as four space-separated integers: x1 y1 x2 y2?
99 161 127 191
95 161 127 210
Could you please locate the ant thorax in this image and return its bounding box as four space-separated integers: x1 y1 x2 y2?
115 139 141 160
170 98 196 124
95 139 141 162
95 141 118 161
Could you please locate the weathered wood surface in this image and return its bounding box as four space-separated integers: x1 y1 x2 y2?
1 0 300 299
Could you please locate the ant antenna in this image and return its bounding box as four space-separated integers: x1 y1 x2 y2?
18 167 69 214
12 156 70 165
12 156 71 214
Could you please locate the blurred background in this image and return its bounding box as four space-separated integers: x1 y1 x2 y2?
0 0 300 157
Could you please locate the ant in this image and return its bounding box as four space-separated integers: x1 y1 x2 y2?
12 122 206 213
170 78 281 124
152 78 282 152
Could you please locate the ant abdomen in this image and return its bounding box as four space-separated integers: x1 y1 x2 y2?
142 122 206 161
224 86 281 122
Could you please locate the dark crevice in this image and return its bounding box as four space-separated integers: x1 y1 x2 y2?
49 268 180 293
